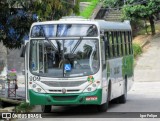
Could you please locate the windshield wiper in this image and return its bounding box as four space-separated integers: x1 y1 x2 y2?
39 26 57 51
71 37 83 54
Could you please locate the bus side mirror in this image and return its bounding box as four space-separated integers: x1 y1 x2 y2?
20 40 29 57
20 45 25 57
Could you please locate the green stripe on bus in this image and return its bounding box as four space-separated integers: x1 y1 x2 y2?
29 89 103 105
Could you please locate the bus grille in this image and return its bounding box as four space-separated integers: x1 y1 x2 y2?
41 81 85 87
48 89 80 93
52 95 78 101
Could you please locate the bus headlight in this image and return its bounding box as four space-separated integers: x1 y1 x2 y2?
32 84 36 88
92 83 96 87
31 83 46 93
83 82 97 92
37 88 42 92
87 87 92 92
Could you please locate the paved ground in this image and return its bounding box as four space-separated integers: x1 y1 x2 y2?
135 36 160 82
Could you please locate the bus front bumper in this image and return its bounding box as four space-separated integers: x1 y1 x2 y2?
29 89 102 105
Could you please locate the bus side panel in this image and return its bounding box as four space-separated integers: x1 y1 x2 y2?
101 40 108 104
122 55 134 91
107 57 124 100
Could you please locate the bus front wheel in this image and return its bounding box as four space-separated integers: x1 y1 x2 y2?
41 105 52 113
97 83 111 112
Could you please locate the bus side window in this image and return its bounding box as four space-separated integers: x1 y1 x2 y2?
100 37 106 61
116 31 120 57
123 32 128 55
106 32 110 58
112 32 116 57
128 31 132 54
111 32 115 57
120 32 124 56
125 31 130 55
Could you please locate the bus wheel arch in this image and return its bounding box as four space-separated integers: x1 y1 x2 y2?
118 75 128 103
41 105 52 113
107 80 111 102
97 80 111 112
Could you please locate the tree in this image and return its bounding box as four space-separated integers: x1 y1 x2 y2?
103 0 124 8
26 0 80 21
0 0 80 49
0 0 33 48
122 0 160 35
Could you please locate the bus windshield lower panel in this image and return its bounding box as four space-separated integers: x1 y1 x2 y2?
29 39 100 78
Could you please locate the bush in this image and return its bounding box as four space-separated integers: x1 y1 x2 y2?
15 102 34 113
133 43 142 57
131 20 144 37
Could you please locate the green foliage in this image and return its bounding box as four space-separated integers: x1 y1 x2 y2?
80 0 92 2
122 0 160 35
103 0 124 8
133 43 142 57
15 102 34 113
80 0 99 18
0 0 80 49
0 0 33 48
32 0 80 21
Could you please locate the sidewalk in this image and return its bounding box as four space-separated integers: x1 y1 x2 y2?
134 35 160 82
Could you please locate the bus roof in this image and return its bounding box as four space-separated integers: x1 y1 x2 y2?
31 17 131 32
96 20 131 31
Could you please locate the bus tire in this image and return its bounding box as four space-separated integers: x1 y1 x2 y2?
118 77 127 103
97 82 111 112
41 105 52 113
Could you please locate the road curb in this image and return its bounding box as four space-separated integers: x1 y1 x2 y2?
141 40 150 48
0 97 22 105
141 33 160 48
0 107 15 112
140 35 152 48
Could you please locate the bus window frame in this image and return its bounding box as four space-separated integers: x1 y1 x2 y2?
28 38 101 78
105 30 132 59
30 24 99 38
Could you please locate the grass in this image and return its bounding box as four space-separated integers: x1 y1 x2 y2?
80 0 92 2
15 102 34 113
80 0 99 18
133 43 142 58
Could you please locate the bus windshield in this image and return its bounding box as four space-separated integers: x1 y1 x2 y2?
31 24 98 37
29 39 99 78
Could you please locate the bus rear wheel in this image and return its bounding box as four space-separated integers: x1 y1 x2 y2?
41 105 52 113
118 78 127 103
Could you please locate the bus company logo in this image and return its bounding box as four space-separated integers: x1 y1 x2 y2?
2 113 11 119
62 88 66 94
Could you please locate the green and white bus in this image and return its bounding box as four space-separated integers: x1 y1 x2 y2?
24 17 134 112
